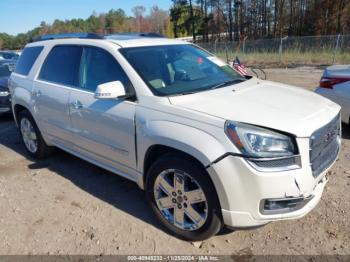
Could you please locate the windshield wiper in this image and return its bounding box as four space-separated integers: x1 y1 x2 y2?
168 91 196 97
167 78 245 97
210 79 245 90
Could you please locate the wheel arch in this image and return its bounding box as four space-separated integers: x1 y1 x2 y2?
11 82 35 126
143 144 225 239
13 103 30 125
143 144 205 180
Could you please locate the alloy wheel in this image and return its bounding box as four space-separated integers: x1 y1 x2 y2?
154 169 208 231
20 117 38 153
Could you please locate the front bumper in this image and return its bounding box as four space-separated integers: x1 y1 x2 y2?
0 94 11 113
207 138 337 228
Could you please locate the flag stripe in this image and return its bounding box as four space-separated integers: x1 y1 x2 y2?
236 65 247 76
233 56 248 76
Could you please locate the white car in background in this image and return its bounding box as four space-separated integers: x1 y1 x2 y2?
315 65 350 124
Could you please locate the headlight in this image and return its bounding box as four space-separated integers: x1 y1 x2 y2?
225 121 296 158
0 91 9 96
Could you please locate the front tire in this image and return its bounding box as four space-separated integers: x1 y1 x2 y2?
18 110 54 159
145 153 223 241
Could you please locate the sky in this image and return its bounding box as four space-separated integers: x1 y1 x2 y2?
0 0 172 35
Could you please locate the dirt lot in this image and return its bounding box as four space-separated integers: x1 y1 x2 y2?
0 67 349 255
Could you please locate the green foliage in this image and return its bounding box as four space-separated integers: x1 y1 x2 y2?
2 0 349 50
170 0 350 42
105 9 128 33
0 6 171 50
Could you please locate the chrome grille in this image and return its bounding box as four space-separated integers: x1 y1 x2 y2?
310 114 341 177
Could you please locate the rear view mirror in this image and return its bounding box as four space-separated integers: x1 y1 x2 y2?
174 70 187 81
95 81 126 99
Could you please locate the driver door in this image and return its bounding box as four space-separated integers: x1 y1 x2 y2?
69 46 137 178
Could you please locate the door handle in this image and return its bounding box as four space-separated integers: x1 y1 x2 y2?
72 100 83 109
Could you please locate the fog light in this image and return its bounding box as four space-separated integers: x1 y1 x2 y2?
260 196 313 215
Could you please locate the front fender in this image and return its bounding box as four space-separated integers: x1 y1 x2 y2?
137 119 228 173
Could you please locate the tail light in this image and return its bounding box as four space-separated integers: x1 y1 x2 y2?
320 76 350 89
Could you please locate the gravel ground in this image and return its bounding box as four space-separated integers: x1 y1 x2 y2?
0 67 349 255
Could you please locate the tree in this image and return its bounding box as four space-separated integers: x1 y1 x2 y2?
1 1 350 50
85 14 103 34
227 0 233 41
132 5 146 32
105 9 127 33
170 0 188 37
148 6 169 34
189 0 196 41
341 1 350 34
233 0 239 40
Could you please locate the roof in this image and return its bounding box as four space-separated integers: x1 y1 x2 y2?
106 37 187 48
30 32 188 48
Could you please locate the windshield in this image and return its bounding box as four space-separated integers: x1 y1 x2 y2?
120 44 245 96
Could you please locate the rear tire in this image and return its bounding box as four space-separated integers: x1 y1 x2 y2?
145 153 223 241
18 110 54 159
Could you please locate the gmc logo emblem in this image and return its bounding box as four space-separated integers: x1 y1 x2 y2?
324 130 337 143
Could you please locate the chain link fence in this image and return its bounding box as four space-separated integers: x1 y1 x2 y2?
197 34 350 67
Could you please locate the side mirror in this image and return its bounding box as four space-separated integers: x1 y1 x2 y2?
94 81 126 99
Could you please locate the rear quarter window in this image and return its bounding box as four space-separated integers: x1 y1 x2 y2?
15 46 44 76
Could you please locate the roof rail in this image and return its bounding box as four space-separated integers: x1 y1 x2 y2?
139 32 164 38
33 33 103 42
105 32 165 40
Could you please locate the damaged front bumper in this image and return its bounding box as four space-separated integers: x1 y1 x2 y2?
206 148 332 228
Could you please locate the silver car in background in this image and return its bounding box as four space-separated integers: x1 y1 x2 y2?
315 65 350 124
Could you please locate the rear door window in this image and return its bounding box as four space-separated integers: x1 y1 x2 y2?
39 45 82 87
15 46 43 76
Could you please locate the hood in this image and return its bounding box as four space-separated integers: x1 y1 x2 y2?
169 78 340 137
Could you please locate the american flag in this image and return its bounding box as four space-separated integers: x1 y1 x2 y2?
233 56 248 76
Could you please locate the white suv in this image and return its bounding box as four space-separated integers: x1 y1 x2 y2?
10 33 341 241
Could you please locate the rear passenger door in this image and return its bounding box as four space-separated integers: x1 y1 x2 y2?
34 45 82 145
69 46 137 177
